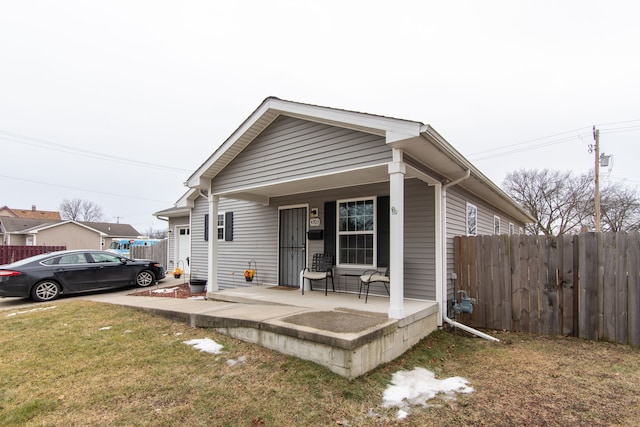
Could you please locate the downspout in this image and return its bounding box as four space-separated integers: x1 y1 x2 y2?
439 170 500 342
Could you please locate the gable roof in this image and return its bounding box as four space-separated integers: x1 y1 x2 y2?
0 217 140 237
78 222 140 237
21 220 107 235
154 189 197 219
186 97 534 223
0 217 57 233
0 206 61 220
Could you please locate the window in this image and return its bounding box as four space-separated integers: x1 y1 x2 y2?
205 212 233 242
509 223 515 235
466 203 478 236
494 215 501 235
90 252 122 263
338 198 375 266
519 226 524 234
217 213 225 240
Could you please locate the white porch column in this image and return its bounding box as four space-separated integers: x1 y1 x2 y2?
207 194 219 292
434 183 444 327
388 148 406 319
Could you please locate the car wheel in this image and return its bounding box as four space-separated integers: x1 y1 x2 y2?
136 270 155 287
31 280 61 302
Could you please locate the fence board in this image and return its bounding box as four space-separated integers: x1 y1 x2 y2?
500 235 512 330
628 233 640 346
539 236 550 334
615 232 628 344
560 235 576 336
467 236 478 325
529 235 541 334
0 246 66 264
520 236 531 333
453 232 640 347
130 239 168 274
510 234 522 332
603 233 616 341
547 236 560 335
578 233 598 340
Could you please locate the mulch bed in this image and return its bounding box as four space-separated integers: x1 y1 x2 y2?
129 283 205 299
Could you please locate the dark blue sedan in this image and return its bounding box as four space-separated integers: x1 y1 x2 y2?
0 250 165 302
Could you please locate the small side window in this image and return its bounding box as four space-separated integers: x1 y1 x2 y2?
466 203 478 236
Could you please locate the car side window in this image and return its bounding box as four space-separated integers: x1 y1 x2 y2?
56 253 89 265
90 253 122 263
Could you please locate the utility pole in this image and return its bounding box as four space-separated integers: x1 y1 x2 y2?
593 126 602 232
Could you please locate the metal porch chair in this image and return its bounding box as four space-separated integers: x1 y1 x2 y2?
301 253 335 295
359 267 390 303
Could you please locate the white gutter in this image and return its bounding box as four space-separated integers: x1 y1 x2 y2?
437 170 500 343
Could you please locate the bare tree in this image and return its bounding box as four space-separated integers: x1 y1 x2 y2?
60 198 104 222
598 183 640 232
503 169 592 235
142 227 168 239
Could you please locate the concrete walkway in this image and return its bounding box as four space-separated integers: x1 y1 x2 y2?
45 278 440 378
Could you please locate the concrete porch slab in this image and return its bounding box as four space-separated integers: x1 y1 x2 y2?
83 279 439 378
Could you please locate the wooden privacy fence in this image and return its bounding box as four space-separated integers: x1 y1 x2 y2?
454 233 640 346
130 239 168 273
0 245 66 264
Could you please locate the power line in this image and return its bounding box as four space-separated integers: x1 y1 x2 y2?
0 130 192 173
467 120 640 161
0 173 173 204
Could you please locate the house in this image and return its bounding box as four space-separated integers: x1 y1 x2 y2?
0 205 61 220
0 216 140 250
158 97 533 327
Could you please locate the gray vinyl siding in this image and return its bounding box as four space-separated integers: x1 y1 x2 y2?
167 216 189 271
189 197 279 288
216 199 278 289
445 187 526 301
189 197 209 281
404 180 436 300
211 116 391 194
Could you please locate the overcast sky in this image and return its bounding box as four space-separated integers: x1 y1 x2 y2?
1 1 638 232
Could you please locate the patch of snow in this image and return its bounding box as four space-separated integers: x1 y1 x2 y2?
152 287 179 294
226 355 247 366
187 296 206 300
397 409 409 419
382 367 473 419
7 306 57 317
183 338 224 354
98 326 112 330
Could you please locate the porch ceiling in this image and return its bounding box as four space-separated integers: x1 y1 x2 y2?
216 164 395 203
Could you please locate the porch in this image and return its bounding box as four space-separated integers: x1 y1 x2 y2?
202 284 439 378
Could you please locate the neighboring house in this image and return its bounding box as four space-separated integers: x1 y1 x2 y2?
158 97 533 324
0 216 140 250
0 205 61 220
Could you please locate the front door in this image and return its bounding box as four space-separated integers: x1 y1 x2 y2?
176 226 190 274
278 207 307 288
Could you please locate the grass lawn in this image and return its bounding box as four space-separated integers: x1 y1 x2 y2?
1 300 639 426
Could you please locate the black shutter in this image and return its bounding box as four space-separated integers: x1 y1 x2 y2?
377 196 390 268
204 214 209 241
224 212 233 241
323 201 336 262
